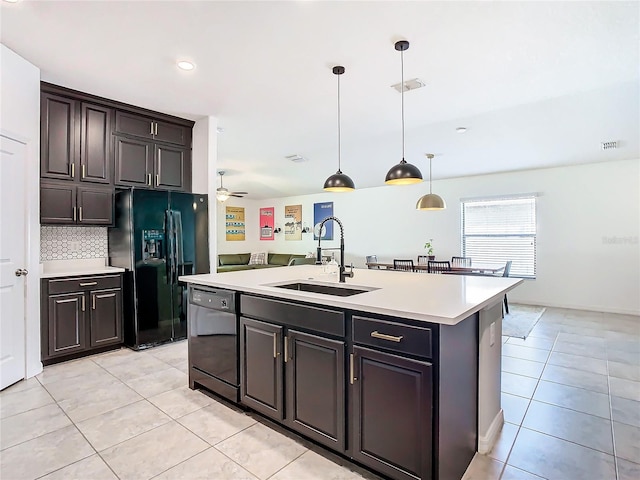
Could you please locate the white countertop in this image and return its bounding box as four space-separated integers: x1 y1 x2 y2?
41 258 125 279
179 265 523 326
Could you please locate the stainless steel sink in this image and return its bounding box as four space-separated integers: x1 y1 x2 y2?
269 281 377 297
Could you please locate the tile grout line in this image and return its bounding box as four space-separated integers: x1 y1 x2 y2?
497 330 559 478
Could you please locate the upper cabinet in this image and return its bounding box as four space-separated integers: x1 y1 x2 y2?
41 93 77 181
40 82 194 200
41 93 113 184
114 111 190 147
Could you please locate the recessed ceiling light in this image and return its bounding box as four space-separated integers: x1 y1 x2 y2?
177 60 195 71
456 127 468 134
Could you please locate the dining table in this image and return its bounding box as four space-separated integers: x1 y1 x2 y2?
366 261 506 275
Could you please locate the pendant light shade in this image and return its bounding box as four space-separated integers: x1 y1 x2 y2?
385 40 423 186
324 66 355 192
416 154 446 210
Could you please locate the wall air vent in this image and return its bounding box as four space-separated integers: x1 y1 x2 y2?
285 154 309 163
601 141 617 150
391 78 426 93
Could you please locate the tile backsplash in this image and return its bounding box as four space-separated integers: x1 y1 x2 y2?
40 226 109 261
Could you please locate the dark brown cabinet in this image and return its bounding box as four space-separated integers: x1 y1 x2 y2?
48 292 86 356
41 181 113 225
115 136 190 191
351 346 433 480
41 93 77 181
240 317 284 420
239 295 347 452
41 274 123 363
41 92 113 185
115 110 190 146
80 103 112 184
285 329 345 451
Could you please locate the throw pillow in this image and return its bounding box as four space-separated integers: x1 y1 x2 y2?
248 252 266 265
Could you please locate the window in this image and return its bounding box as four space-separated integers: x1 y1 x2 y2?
461 196 537 278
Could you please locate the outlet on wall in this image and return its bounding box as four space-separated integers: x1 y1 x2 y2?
69 241 81 253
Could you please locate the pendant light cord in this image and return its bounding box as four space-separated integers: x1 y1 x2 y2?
401 48 405 162
337 71 341 172
429 157 433 194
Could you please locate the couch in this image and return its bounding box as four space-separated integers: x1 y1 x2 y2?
217 253 308 273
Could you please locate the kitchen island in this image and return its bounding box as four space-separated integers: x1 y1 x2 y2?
180 265 522 480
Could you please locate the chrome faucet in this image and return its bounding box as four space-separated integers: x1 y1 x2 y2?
316 216 354 283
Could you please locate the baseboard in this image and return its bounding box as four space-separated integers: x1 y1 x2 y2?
509 299 639 317
478 408 504 454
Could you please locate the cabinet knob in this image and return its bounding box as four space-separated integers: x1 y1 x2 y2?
14 268 28 277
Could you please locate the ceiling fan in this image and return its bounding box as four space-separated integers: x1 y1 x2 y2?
216 171 248 202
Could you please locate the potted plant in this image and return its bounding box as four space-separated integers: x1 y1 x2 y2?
424 239 435 260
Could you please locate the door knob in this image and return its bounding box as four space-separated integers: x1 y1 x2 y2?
15 268 28 277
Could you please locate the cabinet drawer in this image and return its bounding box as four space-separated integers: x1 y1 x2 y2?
241 295 345 337
48 274 122 294
352 316 432 359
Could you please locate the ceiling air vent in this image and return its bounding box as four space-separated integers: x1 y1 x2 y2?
391 78 426 93
285 154 309 163
601 141 617 150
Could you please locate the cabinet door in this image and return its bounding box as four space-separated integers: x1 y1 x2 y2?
90 288 122 347
351 346 433 480
80 103 113 184
240 317 284 420
114 111 154 140
77 186 114 225
48 292 86 357
41 93 77 181
154 120 189 146
285 329 345 451
155 144 189 191
114 136 153 187
40 181 76 224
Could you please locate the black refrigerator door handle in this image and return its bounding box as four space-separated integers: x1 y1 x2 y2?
165 210 175 284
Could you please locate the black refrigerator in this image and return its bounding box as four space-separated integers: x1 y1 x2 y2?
109 189 209 349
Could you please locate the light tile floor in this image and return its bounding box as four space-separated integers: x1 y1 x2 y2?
1 307 638 480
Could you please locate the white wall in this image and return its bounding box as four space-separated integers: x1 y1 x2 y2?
222 159 639 315
192 116 218 272
1 44 42 377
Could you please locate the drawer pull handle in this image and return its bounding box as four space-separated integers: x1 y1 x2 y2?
350 353 357 384
284 336 289 363
79 207 83 222
150 122 155 135
92 294 95 310
371 331 403 343
81 295 85 312
81 164 86 179
147 173 152 186
79 282 98 287
73 206 77 221
71 163 75 178
156 174 159 186
273 332 279 358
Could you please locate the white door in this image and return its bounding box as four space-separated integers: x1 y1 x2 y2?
0 134 27 390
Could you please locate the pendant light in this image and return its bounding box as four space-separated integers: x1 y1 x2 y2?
416 154 446 210
385 40 423 185
324 66 355 192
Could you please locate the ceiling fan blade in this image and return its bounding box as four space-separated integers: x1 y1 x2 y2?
231 191 248 195
230 194 245 198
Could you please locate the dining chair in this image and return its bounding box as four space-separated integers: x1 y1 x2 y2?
417 255 429 264
393 259 415 272
501 261 513 314
366 255 380 269
451 256 472 267
427 260 451 274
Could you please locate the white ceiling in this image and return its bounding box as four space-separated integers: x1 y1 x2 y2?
2 0 639 199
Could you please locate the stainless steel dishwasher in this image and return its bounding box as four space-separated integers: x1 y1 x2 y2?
187 286 239 402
